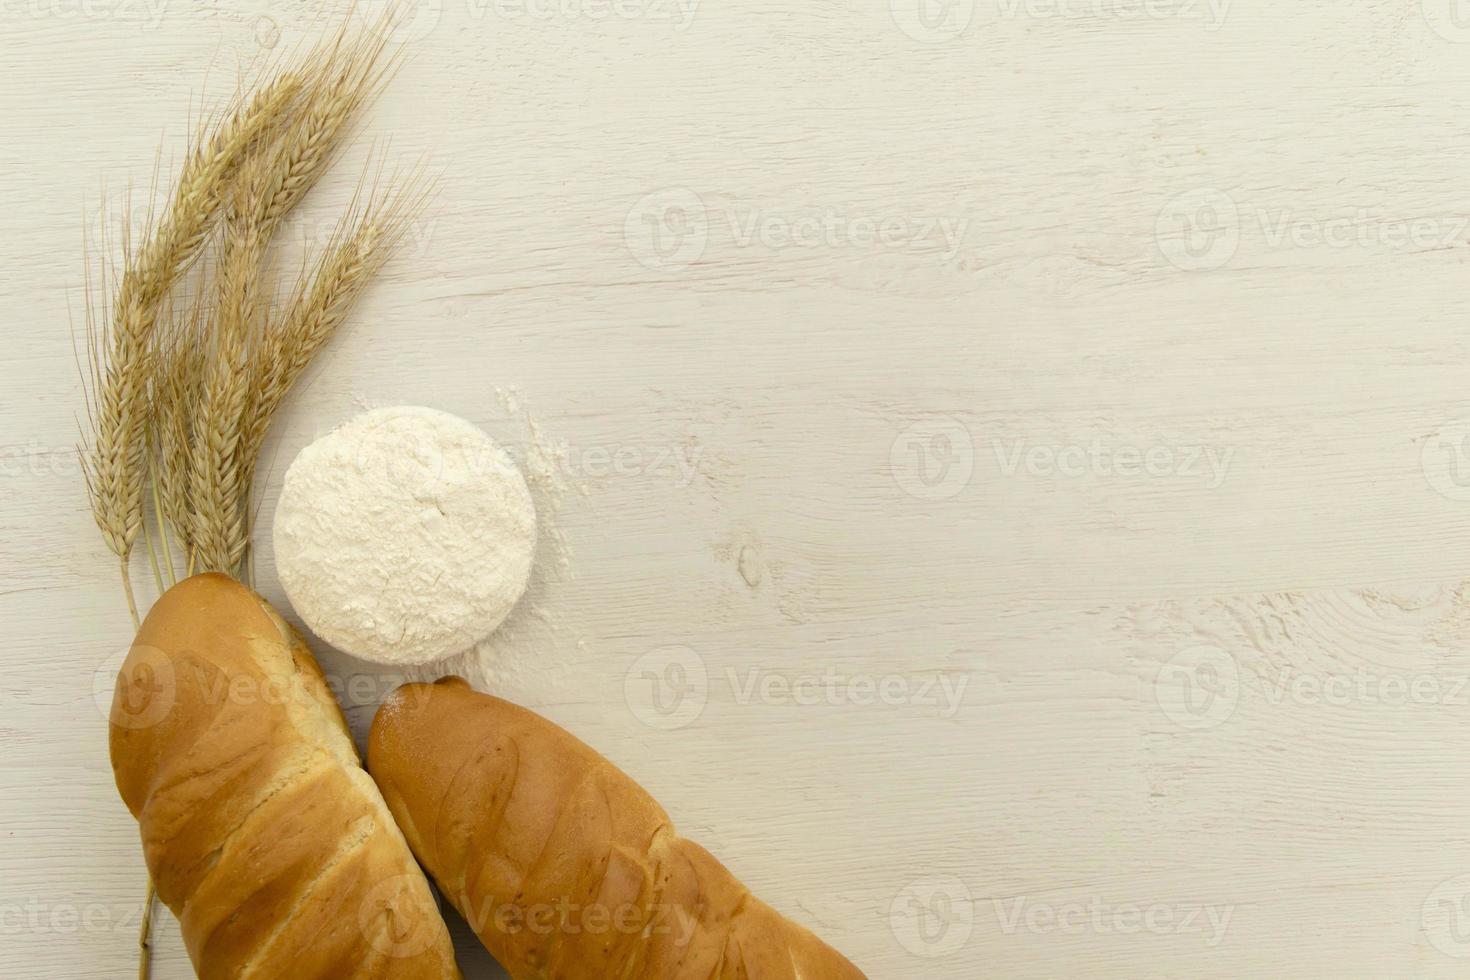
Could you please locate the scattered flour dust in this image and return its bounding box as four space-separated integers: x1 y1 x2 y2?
436 388 588 691
273 405 537 666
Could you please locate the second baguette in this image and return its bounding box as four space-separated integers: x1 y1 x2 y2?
368 676 867 980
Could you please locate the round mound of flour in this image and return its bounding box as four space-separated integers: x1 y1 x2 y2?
273 406 536 666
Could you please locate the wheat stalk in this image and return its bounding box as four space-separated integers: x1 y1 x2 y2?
153 289 208 562
79 14 419 976
81 63 308 980
189 32 400 574
236 174 430 516
189 335 252 572
256 29 396 232
83 69 307 566
217 26 394 315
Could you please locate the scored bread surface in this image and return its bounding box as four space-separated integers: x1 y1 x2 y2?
368 678 868 980
109 573 461 980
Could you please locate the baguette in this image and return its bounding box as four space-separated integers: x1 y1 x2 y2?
367 676 867 980
109 573 461 979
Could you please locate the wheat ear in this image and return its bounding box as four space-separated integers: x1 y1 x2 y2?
78 13 420 978
79 60 308 980
83 68 306 563
236 172 430 511
190 32 397 573
152 286 208 565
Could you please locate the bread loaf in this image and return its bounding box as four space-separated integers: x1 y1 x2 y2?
109 574 461 979
368 677 867 980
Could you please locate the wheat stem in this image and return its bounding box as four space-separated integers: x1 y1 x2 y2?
119 561 141 632
150 465 177 586
142 520 165 597
138 883 155 980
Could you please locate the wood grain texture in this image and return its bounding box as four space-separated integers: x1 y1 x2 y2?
6 0 1470 976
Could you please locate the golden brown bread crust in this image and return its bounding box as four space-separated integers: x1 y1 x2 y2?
368 677 867 980
109 574 461 980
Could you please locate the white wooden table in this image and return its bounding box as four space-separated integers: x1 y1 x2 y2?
9 0 1470 976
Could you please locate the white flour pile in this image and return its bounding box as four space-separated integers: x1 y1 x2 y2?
273 406 537 665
